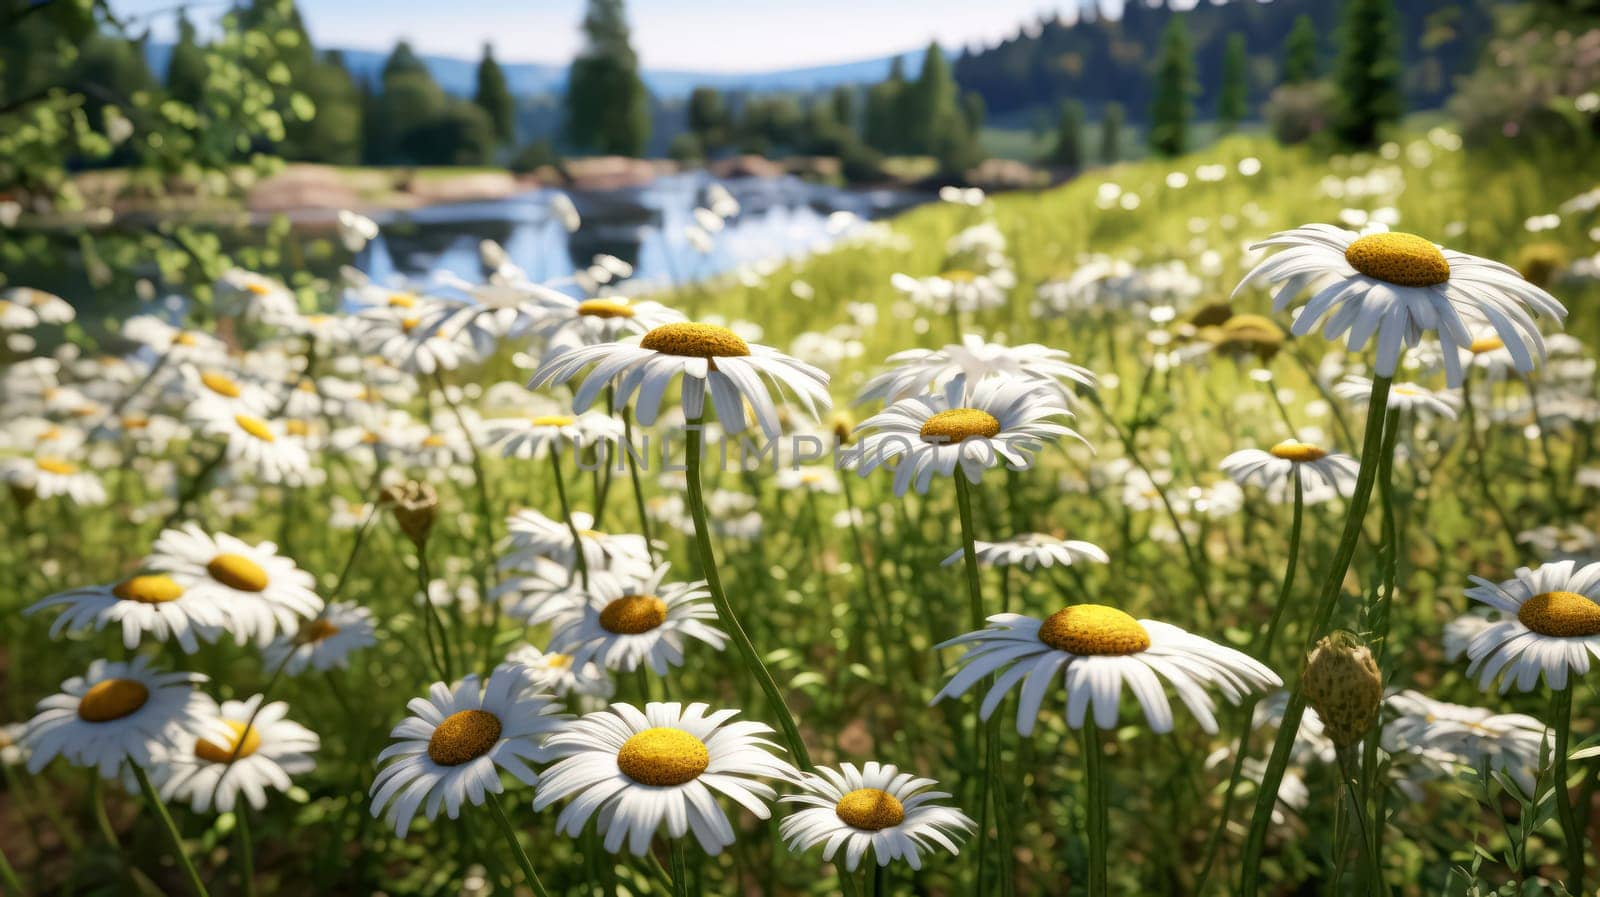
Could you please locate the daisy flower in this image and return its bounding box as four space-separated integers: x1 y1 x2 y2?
1334 376 1460 420
261 602 378 675
6 287 75 325
1384 689 1549 794
358 307 478 375
933 605 1281 735
155 694 319 813
0 723 27 768
120 316 229 366
500 509 652 578
219 268 300 327
939 533 1109 570
370 666 565 837
23 656 214 778
890 268 1014 315
534 701 799 855
853 376 1080 496
1463 560 1600 692
780 762 974 871
1 455 106 505
195 410 313 485
502 644 615 702
175 364 274 420
482 407 625 461
1233 225 1566 384
527 321 831 438
536 294 684 348
856 335 1096 407
549 564 727 674
0 295 39 329
1219 440 1360 493
25 573 229 653
149 524 324 647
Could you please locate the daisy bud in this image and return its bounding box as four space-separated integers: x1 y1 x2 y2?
381 480 437 549
1302 631 1383 749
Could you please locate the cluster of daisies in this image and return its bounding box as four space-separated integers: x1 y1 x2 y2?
17 524 371 812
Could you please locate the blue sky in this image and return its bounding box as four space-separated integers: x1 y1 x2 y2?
109 0 1133 72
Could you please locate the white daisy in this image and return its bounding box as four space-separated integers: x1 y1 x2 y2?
358 306 478 375
549 564 727 674
25 573 229 653
370 667 566 837
1334 376 1460 420
1463 560 1600 692
502 644 615 702
939 533 1109 570
196 410 313 485
1233 225 1566 384
780 762 974 871
261 602 379 675
500 509 652 578
933 606 1281 735
23 656 214 778
853 376 1080 496
1 455 106 505
537 294 684 348
6 287 75 325
528 321 831 438
534 701 799 855
1383 689 1549 794
219 269 300 327
1219 440 1360 493
149 524 324 647
482 408 625 461
174 364 274 420
856 335 1096 407
155 694 319 813
890 268 1013 315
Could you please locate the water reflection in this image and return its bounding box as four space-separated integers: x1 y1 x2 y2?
357 172 924 294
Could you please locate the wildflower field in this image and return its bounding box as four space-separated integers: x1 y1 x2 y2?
3 129 1600 897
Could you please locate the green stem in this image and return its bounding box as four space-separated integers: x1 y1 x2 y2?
0 844 22 897
669 837 689 897
1551 684 1584 894
132 764 211 897
550 449 591 588
1238 375 1394 896
683 418 811 769
1336 748 1387 897
621 406 657 562
1082 724 1108 897
237 803 256 897
485 792 552 897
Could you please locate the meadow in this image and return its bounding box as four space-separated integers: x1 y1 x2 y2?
2 129 1598 897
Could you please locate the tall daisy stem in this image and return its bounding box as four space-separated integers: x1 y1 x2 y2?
683 418 811 769
1081 724 1108 897
0 844 22 897
237 803 256 897
549 449 590 587
1550 683 1584 893
132 764 211 897
669 837 690 897
485 792 552 897
1238 375 1394 896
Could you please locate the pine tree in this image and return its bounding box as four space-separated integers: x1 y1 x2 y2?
1217 34 1248 132
687 87 729 152
863 57 906 153
1047 99 1084 169
1148 16 1195 157
1332 0 1403 147
901 43 975 172
1099 101 1124 164
564 0 650 156
166 11 207 106
474 43 516 146
1282 14 1319 84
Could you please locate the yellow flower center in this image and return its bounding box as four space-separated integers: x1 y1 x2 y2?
616 727 709 786
174 332 199 347
298 618 341 644
201 370 242 398
235 414 275 442
1517 591 1600 638
77 679 150 722
543 653 574 670
35 457 78 475
122 414 150 430
835 788 906 831
1344 232 1450 287
940 269 978 283
427 709 502 766
387 293 417 308
1269 441 1328 463
284 419 310 436
919 408 1002 443
598 595 668 634
577 299 636 319
112 574 184 604
38 426 62 441
1470 336 1505 355
207 553 270 592
1037 604 1151 655
195 720 262 764
401 316 421 333
531 415 576 427
640 322 750 358
421 434 447 448
245 281 274 296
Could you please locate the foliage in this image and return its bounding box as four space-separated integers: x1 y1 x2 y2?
1265 80 1338 145
564 0 651 155
1217 34 1249 131
1333 0 1406 147
474 43 517 147
1282 14 1321 85
1045 99 1084 170
1100 101 1125 164
1149 16 1196 157
1449 16 1600 146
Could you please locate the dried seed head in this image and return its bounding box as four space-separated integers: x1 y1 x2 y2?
381 480 439 549
1302 631 1383 749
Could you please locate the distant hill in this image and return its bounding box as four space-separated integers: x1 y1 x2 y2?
143 43 922 100
953 0 1498 126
